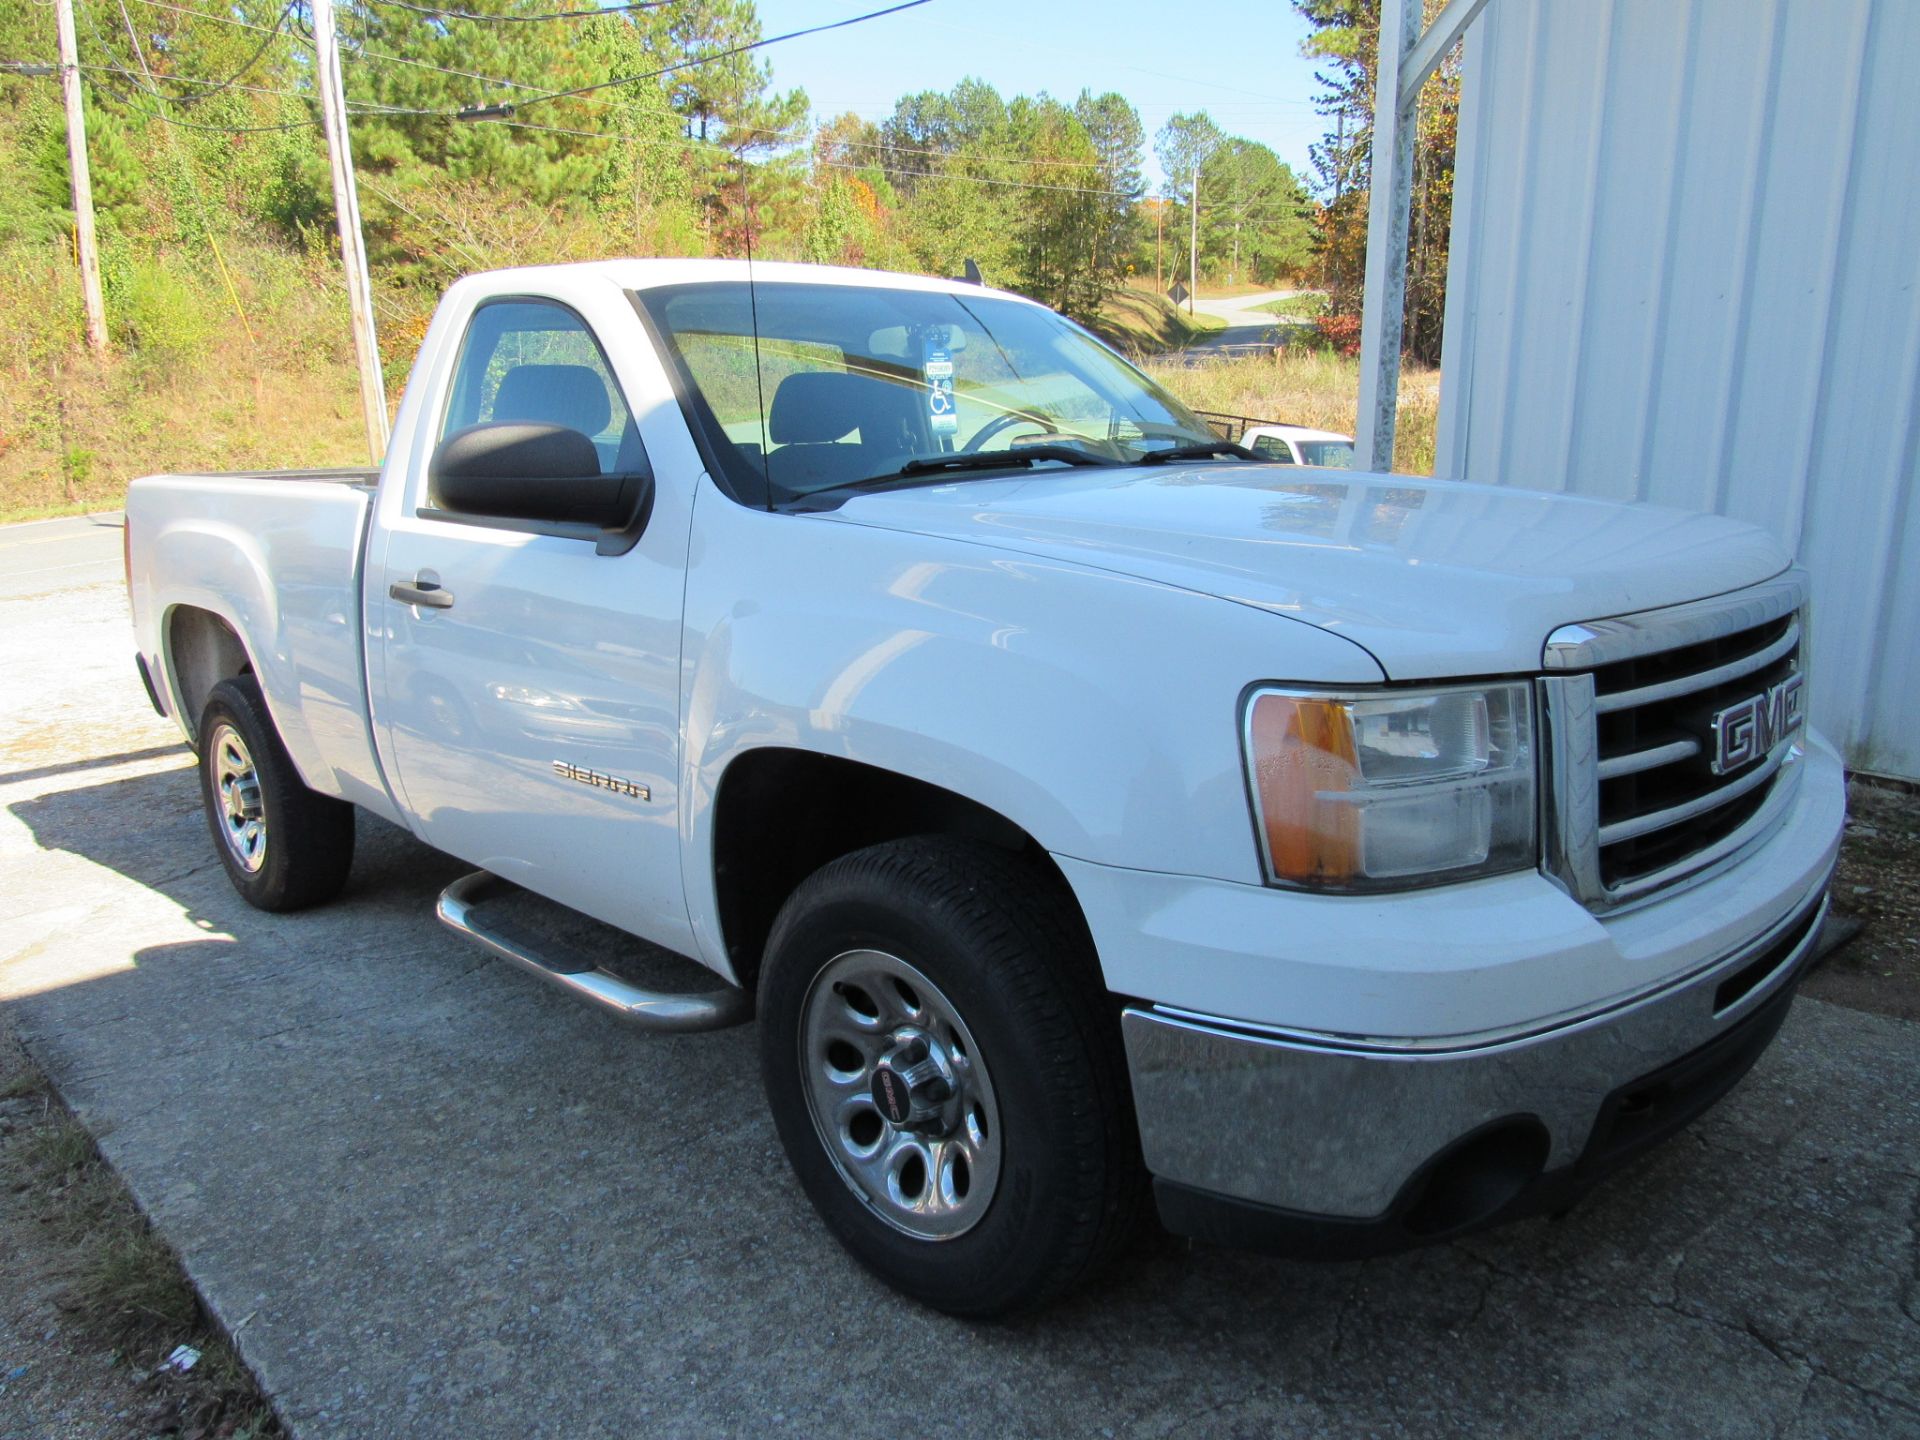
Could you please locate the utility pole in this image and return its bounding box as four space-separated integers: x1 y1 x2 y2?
52 0 106 354
1188 164 1198 316
310 0 389 461
1155 203 1163 292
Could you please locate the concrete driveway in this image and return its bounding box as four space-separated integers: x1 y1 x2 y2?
2 569 1917 1438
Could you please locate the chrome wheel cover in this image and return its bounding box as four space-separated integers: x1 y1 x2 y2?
208 722 267 874
798 949 1002 1241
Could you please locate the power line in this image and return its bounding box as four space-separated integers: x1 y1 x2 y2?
77 0 316 130
94 77 318 127
804 130 1128 174
348 40 567 92
281 2 937 121
178 0 293 102
79 58 308 103
126 0 294 104
369 0 674 22
817 155 1132 200
429 105 1133 200
498 0 934 112
126 0 307 41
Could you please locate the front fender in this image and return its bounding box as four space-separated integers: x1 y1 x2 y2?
677 479 1384 972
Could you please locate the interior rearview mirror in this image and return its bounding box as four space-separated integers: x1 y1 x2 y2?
429 422 652 540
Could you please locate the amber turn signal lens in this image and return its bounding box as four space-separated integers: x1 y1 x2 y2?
1247 692 1362 886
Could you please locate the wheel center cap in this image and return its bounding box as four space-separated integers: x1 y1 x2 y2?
870 1036 954 1132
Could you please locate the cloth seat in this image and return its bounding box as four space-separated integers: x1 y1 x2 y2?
491 363 614 440
765 370 922 493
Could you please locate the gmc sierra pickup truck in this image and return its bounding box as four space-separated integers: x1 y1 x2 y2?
126 259 1843 1317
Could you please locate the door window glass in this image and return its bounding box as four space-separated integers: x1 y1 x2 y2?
441 300 640 474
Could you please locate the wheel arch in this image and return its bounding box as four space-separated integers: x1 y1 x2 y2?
165 603 258 746
707 747 1093 993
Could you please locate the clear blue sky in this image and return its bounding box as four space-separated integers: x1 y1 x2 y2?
752 0 1329 192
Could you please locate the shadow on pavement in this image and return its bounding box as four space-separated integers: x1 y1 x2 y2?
0 742 191 789
6 766 1917 1436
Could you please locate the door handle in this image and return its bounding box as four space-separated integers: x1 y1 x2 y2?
390 577 454 610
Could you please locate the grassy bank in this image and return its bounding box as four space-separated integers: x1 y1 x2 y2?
1 274 1433 522
1149 349 1439 475
1087 287 1226 356
0 235 390 521
1254 292 1327 320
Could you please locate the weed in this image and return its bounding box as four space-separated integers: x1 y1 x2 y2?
1150 349 1440 475
78 1223 203 1336
1256 293 1329 320
59 445 94 496
1 1025 284 1437
21 1112 94 1182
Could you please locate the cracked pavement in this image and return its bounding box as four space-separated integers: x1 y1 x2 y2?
3 574 1918 1439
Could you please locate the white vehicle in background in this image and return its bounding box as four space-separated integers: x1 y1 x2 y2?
1241 423 1356 468
124 259 1841 1318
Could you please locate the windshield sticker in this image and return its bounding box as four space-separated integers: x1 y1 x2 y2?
923 340 958 434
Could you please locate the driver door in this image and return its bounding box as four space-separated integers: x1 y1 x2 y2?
373 295 695 955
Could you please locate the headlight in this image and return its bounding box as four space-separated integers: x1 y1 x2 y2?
1242 682 1536 892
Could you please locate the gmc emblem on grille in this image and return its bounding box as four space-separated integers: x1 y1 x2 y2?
1709 672 1804 776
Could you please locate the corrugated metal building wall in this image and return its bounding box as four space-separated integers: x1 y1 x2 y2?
1436 0 1920 779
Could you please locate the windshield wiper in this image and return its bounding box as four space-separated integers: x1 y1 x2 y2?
1135 440 1258 465
830 446 1117 492
895 445 1118 477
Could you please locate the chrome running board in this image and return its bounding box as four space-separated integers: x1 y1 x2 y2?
436 871 750 1033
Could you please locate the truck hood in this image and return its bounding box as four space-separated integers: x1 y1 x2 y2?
827 465 1792 678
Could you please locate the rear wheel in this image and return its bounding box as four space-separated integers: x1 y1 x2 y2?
197 676 354 912
758 836 1144 1317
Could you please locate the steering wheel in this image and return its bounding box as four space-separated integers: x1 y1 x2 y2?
961 411 1057 453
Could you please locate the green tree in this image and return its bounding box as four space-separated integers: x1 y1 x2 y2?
1200 139 1314 284
1073 90 1144 284
1005 94 1105 318
1293 0 1459 362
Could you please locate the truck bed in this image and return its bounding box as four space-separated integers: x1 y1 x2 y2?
167 466 381 487
125 467 398 824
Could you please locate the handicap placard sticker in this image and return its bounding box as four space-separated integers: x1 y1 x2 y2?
923 340 958 434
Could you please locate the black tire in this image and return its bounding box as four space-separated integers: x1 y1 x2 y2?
758 836 1145 1318
197 675 355 912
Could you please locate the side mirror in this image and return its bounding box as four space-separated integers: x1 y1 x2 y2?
429 423 653 540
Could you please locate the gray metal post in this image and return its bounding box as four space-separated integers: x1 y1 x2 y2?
311 0 390 462
1355 0 1493 474
52 0 107 354
1354 0 1420 473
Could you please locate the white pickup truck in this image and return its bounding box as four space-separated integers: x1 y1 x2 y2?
126 259 1843 1317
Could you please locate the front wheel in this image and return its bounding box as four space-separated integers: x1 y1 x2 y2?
758 837 1144 1317
197 676 355 912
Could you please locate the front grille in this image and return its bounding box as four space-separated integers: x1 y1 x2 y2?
1540 574 1809 909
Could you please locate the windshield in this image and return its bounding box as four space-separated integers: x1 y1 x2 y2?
1297 440 1355 469
634 280 1224 506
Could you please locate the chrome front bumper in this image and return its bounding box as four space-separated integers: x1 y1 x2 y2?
1122 881 1831 1228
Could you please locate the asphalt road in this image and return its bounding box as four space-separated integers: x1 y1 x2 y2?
0 512 126 601
2 567 1918 1438
1175 288 1315 363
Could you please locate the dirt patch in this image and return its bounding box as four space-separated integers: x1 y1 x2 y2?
1802 779 1920 1022
0 1022 282 1440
